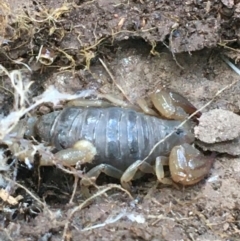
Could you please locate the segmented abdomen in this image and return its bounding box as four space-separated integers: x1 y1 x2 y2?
36 107 186 171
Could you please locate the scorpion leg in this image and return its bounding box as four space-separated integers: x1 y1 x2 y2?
66 99 114 108
120 158 172 190
80 163 152 196
97 93 136 109
80 164 123 196
155 156 173 185
67 93 137 110
120 160 155 190
80 164 123 186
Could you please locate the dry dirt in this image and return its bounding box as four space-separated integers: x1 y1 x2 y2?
1 0 240 241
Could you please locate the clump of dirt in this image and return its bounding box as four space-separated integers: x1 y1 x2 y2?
195 109 240 143
195 109 240 155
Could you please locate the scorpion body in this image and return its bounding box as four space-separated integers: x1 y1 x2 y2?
12 88 214 191
31 107 194 171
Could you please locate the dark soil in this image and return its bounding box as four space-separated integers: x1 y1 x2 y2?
1 1 240 240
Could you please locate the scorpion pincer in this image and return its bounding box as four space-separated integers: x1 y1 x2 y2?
10 88 214 191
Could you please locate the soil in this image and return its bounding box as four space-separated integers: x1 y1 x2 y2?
1 0 240 240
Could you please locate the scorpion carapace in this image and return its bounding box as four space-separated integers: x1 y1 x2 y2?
10 88 213 192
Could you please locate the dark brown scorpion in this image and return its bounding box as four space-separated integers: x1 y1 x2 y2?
10 88 214 191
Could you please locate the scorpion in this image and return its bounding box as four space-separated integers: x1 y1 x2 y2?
10 88 214 192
